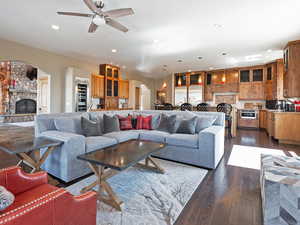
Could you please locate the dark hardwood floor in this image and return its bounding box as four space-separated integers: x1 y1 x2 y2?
175 129 300 225
0 127 299 225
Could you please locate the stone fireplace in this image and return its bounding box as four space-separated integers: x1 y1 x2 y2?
0 61 37 123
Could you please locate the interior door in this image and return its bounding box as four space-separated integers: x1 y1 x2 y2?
38 78 49 113
135 87 140 110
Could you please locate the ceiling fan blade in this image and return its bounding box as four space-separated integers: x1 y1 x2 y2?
103 8 134 18
57 12 93 17
105 18 129 33
88 22 98 33
83 0 100 13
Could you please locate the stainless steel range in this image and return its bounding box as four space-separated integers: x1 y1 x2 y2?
240 110 257 120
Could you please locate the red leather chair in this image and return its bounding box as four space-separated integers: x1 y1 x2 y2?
0 166 97 225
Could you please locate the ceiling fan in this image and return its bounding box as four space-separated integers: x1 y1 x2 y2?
57 0 134 33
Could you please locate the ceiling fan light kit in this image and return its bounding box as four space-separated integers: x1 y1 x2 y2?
57 0 134 33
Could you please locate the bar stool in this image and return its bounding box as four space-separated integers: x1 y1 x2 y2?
217 103 233 138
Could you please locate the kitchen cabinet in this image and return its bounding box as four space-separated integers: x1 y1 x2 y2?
239 67 264 100
119 80 129 99
283 40 300 98
273 112 300 145
264 59 284 100
204 73 213 101
211 70 239 93
237 110 259 128
91 74 104 98
266 111 275 137
99 64 121 108
259 110 267 129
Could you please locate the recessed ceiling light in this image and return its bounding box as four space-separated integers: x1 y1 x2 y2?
198 56 203 60
110 62 113 64
209 67 214 70
51 25 60 30
188 69 192 72
112 49 117 53
163 65 168 67
153 39 159 43
177 60 183 63
122 65 127 69
222 53 227 56
267 49 272 53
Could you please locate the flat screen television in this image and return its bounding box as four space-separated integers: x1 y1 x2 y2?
26 66 37 80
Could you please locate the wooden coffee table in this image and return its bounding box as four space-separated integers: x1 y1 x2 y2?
77 140 165 211
0 125 62 173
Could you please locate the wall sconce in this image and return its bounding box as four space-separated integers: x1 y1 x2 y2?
198 76 203 85
178 77 182 86
221 75 226 84
162 82 167 89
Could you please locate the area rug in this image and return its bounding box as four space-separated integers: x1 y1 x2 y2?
228 145 286 170
66 159 207 225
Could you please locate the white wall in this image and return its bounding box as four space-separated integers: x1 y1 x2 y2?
0 38 156 112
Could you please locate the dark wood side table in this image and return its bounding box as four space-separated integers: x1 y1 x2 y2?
0 125 62 173
78 140 165 211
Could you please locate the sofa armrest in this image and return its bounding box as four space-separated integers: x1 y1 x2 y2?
54 191 97 225
0 166 48 195
38 130 85 143
198 126 225 169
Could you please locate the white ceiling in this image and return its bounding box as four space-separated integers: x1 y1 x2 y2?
1 0 300 79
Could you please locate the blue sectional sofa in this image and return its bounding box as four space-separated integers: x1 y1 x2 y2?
35 110 225 182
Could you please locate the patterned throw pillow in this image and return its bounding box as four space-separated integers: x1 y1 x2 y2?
118 115 133 130
136 115 152 130
0 186 14 211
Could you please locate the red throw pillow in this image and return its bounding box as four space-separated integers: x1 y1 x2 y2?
136 115 152 130
118 115 133 130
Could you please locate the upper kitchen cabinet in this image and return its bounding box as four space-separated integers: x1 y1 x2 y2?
264 59 284 100
91 74 104 98
204 72 213 101
210 69 239 93
99 64 120 97
119 80 129 99
239 67 264 100
283 40 300 98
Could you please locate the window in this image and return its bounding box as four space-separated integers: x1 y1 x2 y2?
267 67 272 81
174 86 188 106
189 85 203 106
175 73 187 86
240 70 250 82
206 73 212 85
190 74 202 85
253 69 263 82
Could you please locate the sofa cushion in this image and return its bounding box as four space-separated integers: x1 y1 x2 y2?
81 117 102 137
85 136 118 152
0 186 14 211
103 114 120 133
166 134 199 148
103 131 139 143
54 116 83 135
157 114 177 133
139 130 170 143
176 117 197 134
185 111 217 132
